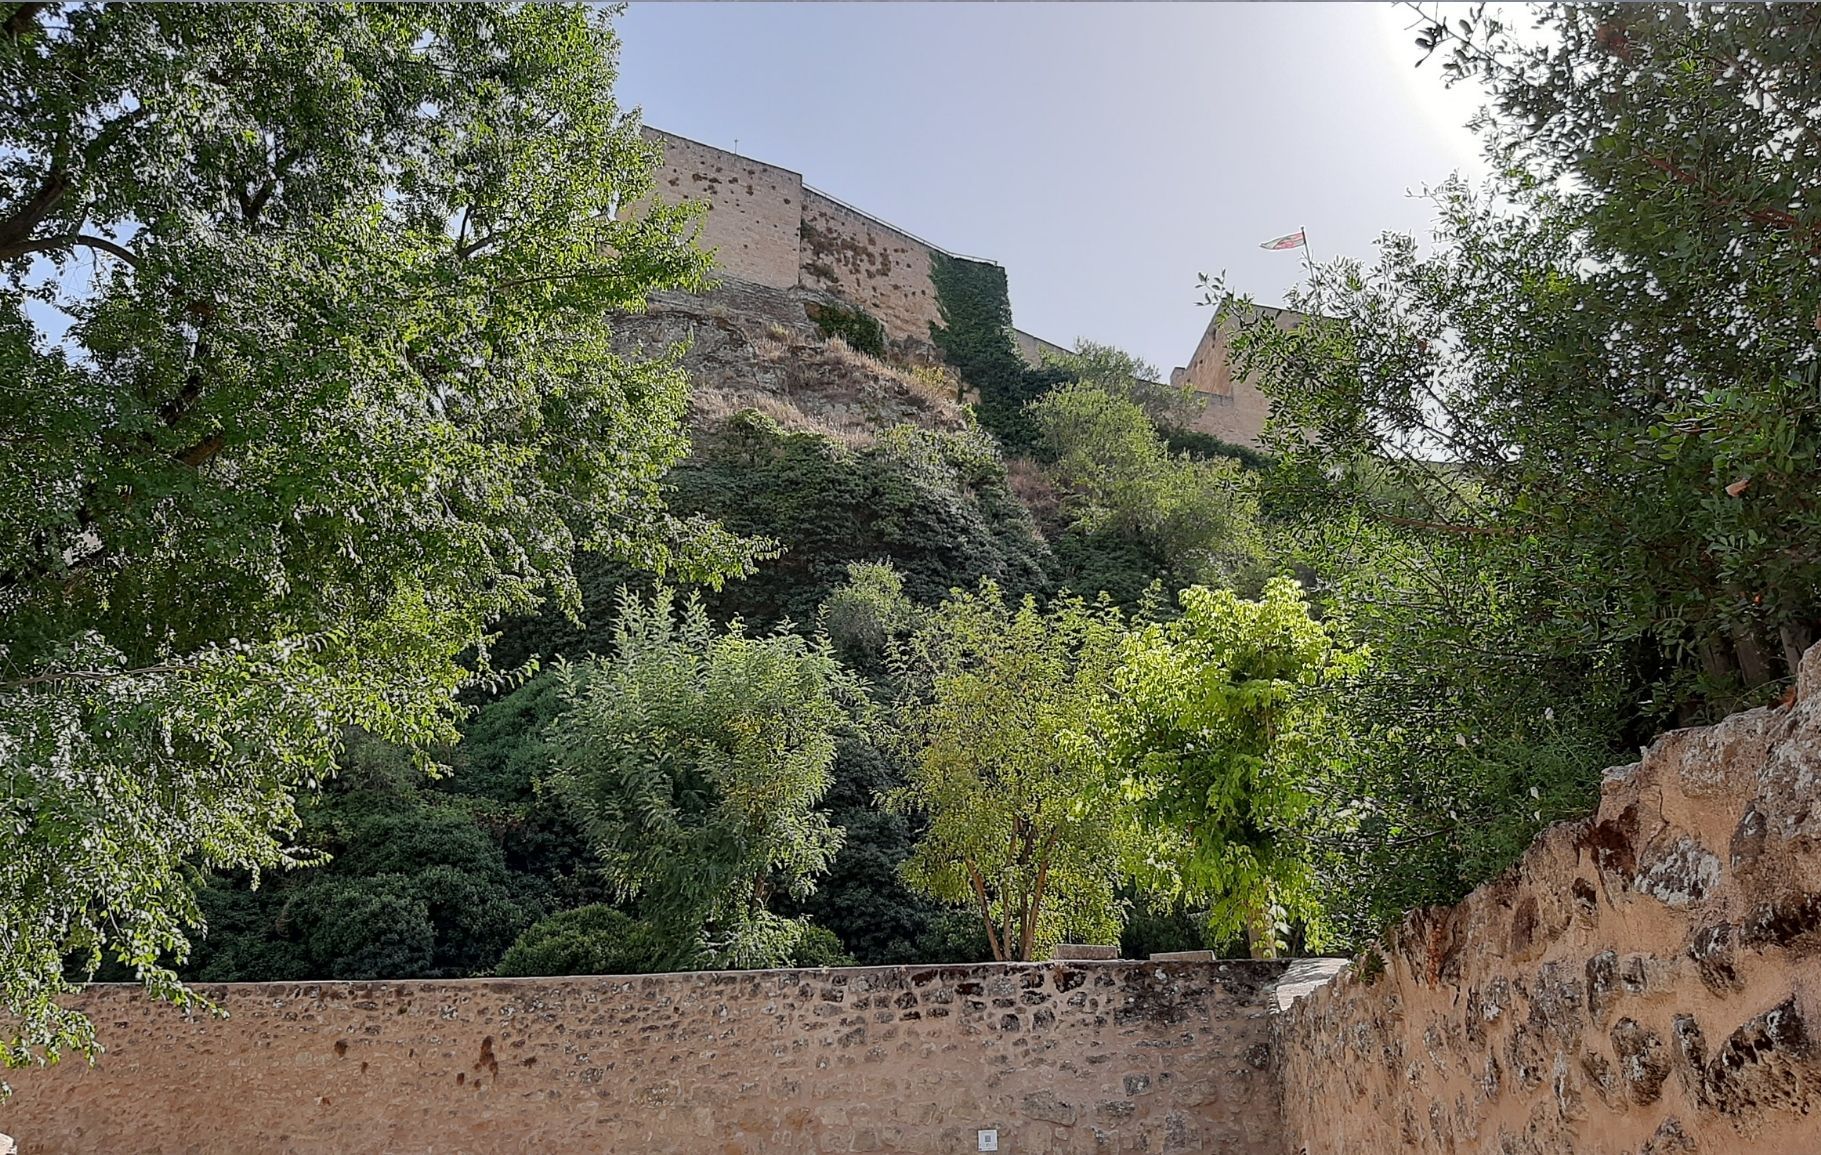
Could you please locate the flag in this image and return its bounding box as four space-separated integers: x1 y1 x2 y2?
1259 230 1306 251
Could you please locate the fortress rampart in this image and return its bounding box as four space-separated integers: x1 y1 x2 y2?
642 127 1277 447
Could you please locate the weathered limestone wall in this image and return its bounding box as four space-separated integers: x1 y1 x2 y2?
1170 307 1298 449
798 189 947 351
1276 643 1821 1153
3 960 1291 1155
644 127 806 291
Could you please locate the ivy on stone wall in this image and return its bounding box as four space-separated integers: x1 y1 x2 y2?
929 253 1058 452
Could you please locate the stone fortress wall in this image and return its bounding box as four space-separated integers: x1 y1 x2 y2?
641 127 1278 447
1171 304 1301 448
1 960 1291 1155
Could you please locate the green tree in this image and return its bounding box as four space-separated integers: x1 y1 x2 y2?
1194 2 1821 933
818 561 920 671
1042 338 1201 431
546 589 858 968
889 584 1130 961
179 730 562 984
1109 578 1359 956
785 728 958 966
0 3 751 1072
1030 382 1262 590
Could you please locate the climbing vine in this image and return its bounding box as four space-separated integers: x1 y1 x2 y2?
929 253 1059 452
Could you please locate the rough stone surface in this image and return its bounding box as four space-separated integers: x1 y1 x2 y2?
1 960 1291 1155
615 277 963 439
1167 306 1296 448
1276 642 1821 1153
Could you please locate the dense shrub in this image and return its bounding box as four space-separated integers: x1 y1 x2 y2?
495 906 673 977
810 303 888 358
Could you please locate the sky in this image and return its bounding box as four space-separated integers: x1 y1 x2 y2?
612 2 1497 376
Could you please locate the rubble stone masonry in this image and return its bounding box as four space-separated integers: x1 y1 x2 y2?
1276 642 1821 1153
2 960 1290 1155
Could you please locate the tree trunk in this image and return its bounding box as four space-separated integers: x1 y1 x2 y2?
1243 901 1279 960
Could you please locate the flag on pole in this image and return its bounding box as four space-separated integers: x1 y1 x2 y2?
1259 229 1306 251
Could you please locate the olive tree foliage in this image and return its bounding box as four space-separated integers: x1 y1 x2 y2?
545 590 859 970
1030 382 1262 591
1108 578 1361 957
887 584 1132 962
1190 3 1821 931
0 3 753 1072
1224 3 1821 710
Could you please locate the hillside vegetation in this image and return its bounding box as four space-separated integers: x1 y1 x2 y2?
4 2 1818 1075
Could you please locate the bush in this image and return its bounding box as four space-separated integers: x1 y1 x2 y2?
666 412 1052 624
495 905 673 977
819 561 918 669
810 303 887 358
787 924 857 968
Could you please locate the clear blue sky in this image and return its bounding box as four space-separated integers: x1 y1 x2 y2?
612 2 1490 374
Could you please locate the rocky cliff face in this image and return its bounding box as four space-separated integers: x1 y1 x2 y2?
1277 644 1821 1153
616 277 963 441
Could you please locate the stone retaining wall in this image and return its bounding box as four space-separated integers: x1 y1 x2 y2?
2 960 1291 1155
1275 644 1821 1153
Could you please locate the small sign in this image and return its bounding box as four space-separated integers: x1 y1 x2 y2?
977 1130 999 1152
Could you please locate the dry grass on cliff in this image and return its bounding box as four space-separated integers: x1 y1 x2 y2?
815 337 965 423
689 333 966 445
688 389 876 448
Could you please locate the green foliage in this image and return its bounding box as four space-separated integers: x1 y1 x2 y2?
1047 528 1176 614
928 252 1066 451
1031 383 1263 590
182 731 568 984
547 589 858 969
1274 514 1624 942
810 303 888 358
819 561 920 671
1119 894 1219 960
787 924 858 968
0 2 758 1071
889 584 1132 961
1109 579 1360 955
495 905 673 977
786 730 955 965
1160 427 1273 474
663 412 1052 626
1191 3 1821 937
1042 339 1200 431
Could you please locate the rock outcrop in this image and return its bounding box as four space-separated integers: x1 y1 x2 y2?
616 276 964 441
1277 643 1821 1152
